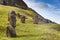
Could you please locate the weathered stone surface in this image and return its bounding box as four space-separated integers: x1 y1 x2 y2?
6 10 17 37
14 0 28 9
21 15 26 23
8 10 16 28
2 0 7 5
0 0 6 5
0 0 28 9
6 25 16 37
17 13 21 18
43 19 53 23
33 15 39 24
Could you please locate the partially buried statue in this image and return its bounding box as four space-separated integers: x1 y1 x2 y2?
8 10 16 28
6 10 17 37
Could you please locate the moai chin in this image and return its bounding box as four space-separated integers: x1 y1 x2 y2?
8 10 16 28
21 15 26 23
33 15 39 24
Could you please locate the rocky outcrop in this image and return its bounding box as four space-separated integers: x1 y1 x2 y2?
29 8 55 23
0 0 55 23
0 0 28 9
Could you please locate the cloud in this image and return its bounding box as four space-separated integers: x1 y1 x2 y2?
23 0 55 9
54 0 60 2
23 0 60 24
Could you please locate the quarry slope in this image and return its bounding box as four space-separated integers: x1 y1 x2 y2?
0 5 60 40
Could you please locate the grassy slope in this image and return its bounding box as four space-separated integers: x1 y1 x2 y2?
0 5 60 40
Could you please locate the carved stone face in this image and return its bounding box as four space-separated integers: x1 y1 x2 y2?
11 11 16 16
9 10 16 16
8 10 16 28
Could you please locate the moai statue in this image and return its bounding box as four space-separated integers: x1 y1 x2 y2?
45 20 49 23
6 24 16 37
44 19 50 23
17 13 21 18
33 15 39 24
8 10 16 28
21 15 26 23
6 10 17 37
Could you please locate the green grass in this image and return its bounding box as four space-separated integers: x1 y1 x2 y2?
0 5 60 40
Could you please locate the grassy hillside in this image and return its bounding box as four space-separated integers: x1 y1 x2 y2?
0 5 60 40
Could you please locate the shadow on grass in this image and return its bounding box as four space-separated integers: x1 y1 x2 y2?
51 25 60 31
17 34 40 38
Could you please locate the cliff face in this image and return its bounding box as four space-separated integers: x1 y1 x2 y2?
14 0 28 9
0 0 28 9
29 8 54 23
0 0 54 23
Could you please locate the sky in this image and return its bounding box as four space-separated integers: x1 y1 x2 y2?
23 0 60 24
